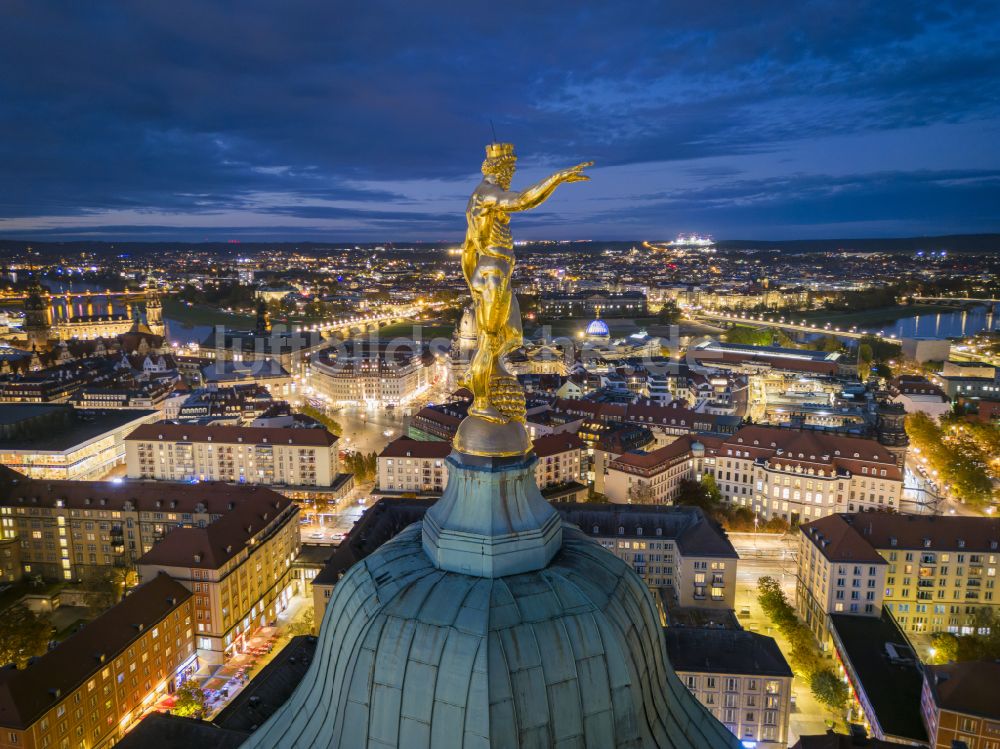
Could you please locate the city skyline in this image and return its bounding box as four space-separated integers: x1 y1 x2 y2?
1 1 999 241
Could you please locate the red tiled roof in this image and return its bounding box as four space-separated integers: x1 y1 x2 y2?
378 437 451 460
926 661 1000 718
0 466 289 514
841 511 1000 553
799 515 887 564
125 422 338 447
138 493 295 569
531 432 584 458
609 436 693 472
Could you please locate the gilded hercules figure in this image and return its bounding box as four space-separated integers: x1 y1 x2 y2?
459 143 591 431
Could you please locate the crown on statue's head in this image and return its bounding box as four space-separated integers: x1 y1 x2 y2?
485 142 515 159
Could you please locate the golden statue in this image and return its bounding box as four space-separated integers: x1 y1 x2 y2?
455 142 591 456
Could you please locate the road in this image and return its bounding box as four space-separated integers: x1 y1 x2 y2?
729 532 844 742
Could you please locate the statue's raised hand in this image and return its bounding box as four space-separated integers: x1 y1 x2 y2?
558 161 593 183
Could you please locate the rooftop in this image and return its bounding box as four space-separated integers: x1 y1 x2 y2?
924 660 1000 719
0 405 155 452
0 465 291 515
829 611 928 744
115 713 248 749
126 422 338 447
822 512 999 554
662 627 792 678
800 515 888 564
137 492 295 569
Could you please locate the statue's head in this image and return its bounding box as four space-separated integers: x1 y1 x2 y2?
482 142 516 189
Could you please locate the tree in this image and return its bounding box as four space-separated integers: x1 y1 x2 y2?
927 632 959 664
0 605 51 667
810 669 849 712
286 607 315 638
858 343 874 380
675 478 719 514
656 301 681 325
174 679 206 719
628 482 657 504
756 576 787 620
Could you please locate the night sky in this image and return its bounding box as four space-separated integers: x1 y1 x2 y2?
2 1 999 241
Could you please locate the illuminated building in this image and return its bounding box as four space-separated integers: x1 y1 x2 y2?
0 405 158 481
665 628 793 748
124 423 339 487
137 492 299 664
0 573 196 749
309 341 431 409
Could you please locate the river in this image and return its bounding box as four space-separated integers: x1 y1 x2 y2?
882 304 997 339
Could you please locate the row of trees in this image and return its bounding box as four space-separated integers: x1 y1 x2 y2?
722 325 795 348
905 412 995 507
299 404 342 435
343 451 378 483
756 577 849 712
669 476 792 533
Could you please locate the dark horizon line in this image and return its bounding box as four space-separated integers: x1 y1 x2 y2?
1 232 998 251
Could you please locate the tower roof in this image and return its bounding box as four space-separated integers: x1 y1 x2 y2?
585 317 610 338
242 523 737 749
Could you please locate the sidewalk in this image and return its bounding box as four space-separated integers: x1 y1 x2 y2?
738 585 843 743
151 593 313 720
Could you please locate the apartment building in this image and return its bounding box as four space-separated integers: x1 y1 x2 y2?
137 491 300 664
797 514 888 647
605 435 695 504
0 465 291 582
603 426 906 522
309 342 430 408
799 512 1000 639
376 433 584 496
921 661 1000 749
698 427 907 522
124 423 339 487
868 514 999 636
664 628 793 749
0 573 196 749
555 503 738 608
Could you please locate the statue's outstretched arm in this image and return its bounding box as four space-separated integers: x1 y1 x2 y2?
497 162 592 212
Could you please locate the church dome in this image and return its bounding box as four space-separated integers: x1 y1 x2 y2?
585 317 610 339
243 522 736 749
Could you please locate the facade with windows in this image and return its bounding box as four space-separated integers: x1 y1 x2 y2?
309 342 431 409
665 628 793 749
125 423 339 487
601 426 906 522
797 515 887 647
0 466 289 582
0 573 195 749
921 661 1000 749
137 491 300 664
376 434 584 496
557 503 738 609
799 513 999 642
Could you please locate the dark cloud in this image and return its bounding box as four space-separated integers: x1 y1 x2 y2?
0 0 998 239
